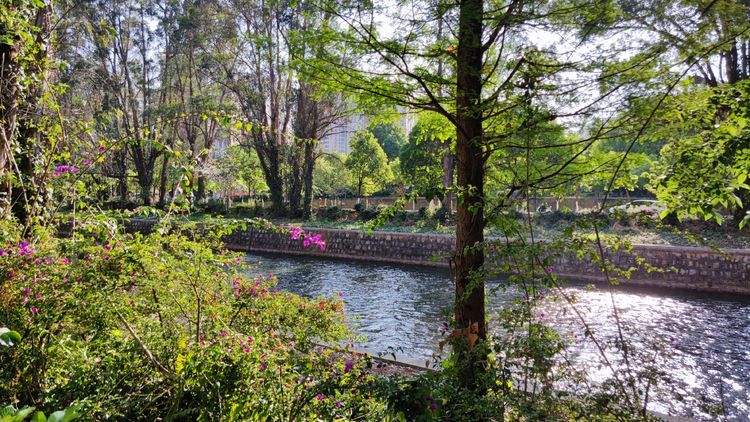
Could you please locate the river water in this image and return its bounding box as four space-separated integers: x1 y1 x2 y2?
245 252 750 421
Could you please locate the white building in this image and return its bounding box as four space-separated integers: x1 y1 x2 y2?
320 114 370 154
320 111 417 155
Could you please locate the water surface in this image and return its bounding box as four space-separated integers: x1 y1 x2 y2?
245 252 750 420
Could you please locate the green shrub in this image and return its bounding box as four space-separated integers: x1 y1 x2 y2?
318 206 345 221
197 199 229 215
0 219 388 420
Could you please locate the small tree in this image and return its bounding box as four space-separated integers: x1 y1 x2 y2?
345 130 392 196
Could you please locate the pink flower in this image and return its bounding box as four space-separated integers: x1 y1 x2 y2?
259 363 267 371
344 360 353 373
338 292 344 297
429 402 438 411
335 401 344 408
315 394 325 402
19 241 33 256
31 307 39 314
83 159 90 165
98 146 105 152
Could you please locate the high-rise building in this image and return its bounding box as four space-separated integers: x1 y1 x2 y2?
319 111 417 154
320 114 369 154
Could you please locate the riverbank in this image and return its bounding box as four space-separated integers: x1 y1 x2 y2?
232 226 750 295
98 219 750 295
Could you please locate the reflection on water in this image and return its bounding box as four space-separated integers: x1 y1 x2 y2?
245 253 750 421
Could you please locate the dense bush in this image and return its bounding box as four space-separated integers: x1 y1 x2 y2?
317 206 346 221
0 219 388 420
197 199 230 214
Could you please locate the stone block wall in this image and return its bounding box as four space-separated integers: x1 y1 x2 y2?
226 226 750 295
224 227 455 267
550 244 750 294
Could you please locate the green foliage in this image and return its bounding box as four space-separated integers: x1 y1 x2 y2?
210 145 267 197
0 328 21 348
314 153 352 197
0 406 81 422
0 219 387 419
317 206 347 221
399 113 452 199
648 81 750 224
368 121 407 160
345 131 393 196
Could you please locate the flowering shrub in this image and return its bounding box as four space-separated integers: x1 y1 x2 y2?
0 219 386 419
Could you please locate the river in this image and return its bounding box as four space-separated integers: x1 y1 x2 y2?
245 252 750 421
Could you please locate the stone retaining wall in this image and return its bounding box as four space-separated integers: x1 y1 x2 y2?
549 244 750 294
225 226 750 295
224 227 455 267
90 220 750 295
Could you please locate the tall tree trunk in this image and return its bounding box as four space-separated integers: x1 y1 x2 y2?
197 174 206 202
288 143 304 217
441 141 455 214
302 141 316 219
115 149 128 207
139 176 152 206
268 175 285 216
8 2 52 225
158 154 170 207
0 24 19 212
454 0 486 390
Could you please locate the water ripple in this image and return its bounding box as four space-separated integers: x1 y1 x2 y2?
245 253 750 421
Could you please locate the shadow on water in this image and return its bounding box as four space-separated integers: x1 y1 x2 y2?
244 252 750 421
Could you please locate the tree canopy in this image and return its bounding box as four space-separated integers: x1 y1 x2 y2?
368 121 406 160
345 130 392 196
